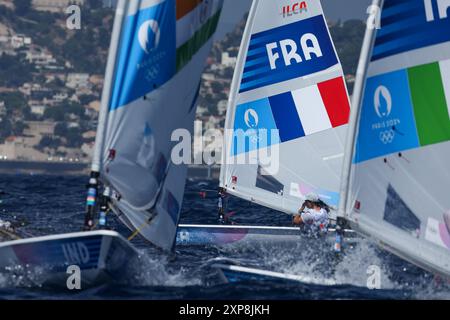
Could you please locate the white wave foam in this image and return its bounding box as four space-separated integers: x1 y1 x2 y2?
0 264 46 288
124 250 202 287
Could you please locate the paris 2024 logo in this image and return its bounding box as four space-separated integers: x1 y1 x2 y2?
372 85 400 145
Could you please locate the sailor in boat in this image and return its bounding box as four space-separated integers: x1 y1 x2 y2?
293 193 330 235
0 218 19 241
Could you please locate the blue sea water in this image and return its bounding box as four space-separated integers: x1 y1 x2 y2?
0 174 448 300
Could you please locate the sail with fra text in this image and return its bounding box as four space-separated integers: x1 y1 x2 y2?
220 0 350 216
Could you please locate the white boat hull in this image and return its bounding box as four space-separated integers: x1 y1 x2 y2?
176 224 356 246
211 263 338 285
210 263 407 298
0 230 139 287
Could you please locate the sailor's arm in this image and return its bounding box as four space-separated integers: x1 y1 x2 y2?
298 203 306 214
293 214 303 225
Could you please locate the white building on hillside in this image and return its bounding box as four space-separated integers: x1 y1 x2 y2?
204 116 220 131
217 100 227 116
11 35 31 49
25 50 57 67
32 0 85 12
30 105 46 116
66 73 90 90
221 52 237 67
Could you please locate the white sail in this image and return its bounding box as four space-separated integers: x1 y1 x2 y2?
220 0 350 215
96 0 223 250
341 0 450 277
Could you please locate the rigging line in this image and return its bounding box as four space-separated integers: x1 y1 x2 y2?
127 215 156 241
0 229 21 240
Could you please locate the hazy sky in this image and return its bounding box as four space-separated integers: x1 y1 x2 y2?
217 0 372 39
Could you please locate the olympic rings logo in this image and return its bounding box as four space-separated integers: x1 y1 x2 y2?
379 129 395 144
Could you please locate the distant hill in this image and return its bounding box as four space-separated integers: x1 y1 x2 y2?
0 1 113 75
0 1 365 160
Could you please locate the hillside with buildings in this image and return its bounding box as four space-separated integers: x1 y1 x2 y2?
0 0 111 162
0 0 364 164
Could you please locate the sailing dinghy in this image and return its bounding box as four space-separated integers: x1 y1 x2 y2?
216 0 450 282
337 0 450 279
0 230 138 286
0 0 224 286
177 0 353 247
85 0 224 251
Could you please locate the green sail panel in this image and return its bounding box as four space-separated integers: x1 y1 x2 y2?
408 62 450 147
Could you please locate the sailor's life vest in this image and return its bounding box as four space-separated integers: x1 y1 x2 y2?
300 208 329 233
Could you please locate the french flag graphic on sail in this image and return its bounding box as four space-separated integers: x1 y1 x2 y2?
232 76 350 155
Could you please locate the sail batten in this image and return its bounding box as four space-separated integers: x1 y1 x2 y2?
342 0 450 277
220 0 350 215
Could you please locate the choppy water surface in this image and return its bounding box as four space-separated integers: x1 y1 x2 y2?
0 174 448 299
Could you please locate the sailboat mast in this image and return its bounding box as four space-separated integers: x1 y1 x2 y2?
91 0 127 173
219 0 259 187
337 0 384 220
84 0 127 230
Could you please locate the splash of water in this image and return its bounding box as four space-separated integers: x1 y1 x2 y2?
122 249 202 287
0 264 46 288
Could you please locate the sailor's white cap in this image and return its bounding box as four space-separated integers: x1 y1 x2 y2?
305 192 320 202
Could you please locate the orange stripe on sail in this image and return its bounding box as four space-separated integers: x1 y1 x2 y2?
176 0 203 20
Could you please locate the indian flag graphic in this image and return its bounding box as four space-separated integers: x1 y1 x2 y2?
110 0 222 110
176 0 222 70
408 60 450 146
